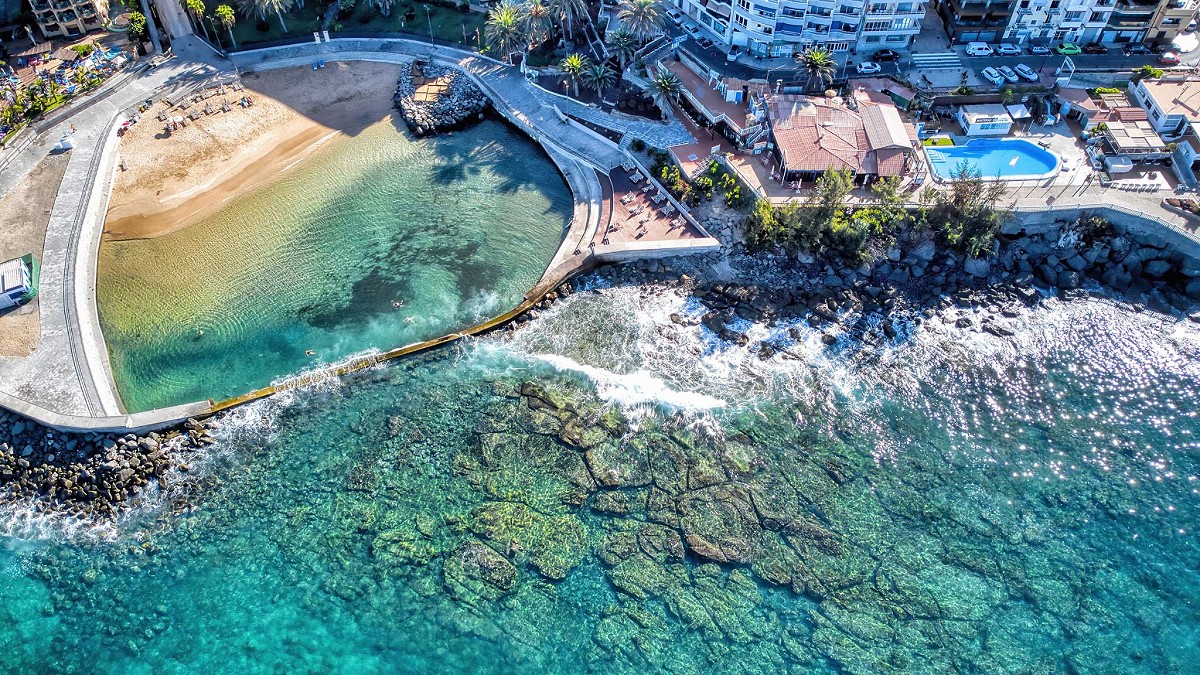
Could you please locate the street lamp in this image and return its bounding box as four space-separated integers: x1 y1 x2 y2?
423 5 434 46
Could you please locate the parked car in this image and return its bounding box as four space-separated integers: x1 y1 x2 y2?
966 42 994 56
1029 45 1051 55
1014 63 1039 82
1160 50 1181 65
684 23 703 38
872 49 901 62
1056 43 1082 55
856 61 882 74
1123 43 1153 56
666 8 683 25
980 66 1007 87
995 43 1022 56
726 46 739 62
1082 42 1109 54
998 65 1020 83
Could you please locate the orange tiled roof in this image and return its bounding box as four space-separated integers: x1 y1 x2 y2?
767 94 914 176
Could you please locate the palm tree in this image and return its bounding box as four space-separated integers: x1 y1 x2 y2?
214 4 237 47
617 0 662 43
186 0 212 42
236 0 294 33
642 69 680 120
560 52 590 97
606 27 637 70
582 61 615 99
550 0 587 45
359 0 393 16
521 0 553 51
484 0 524 64
797 47 836 94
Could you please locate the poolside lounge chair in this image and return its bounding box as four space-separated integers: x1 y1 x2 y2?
620 193 635 204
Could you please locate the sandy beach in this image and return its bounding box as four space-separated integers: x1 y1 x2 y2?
104 61 403 241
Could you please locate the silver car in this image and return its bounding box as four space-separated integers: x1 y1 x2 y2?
998 65 1020 84
980 66 1006 87
1014 63 1039 82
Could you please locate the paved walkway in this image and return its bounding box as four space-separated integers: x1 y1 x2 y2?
0 36 229 422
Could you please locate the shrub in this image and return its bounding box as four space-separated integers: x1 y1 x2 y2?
1093 86 1121 95
630 138 646 152
127 12 147 41
1133 65 1163 81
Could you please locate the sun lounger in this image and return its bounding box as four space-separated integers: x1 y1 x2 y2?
642 184 654 193
620 193 635 204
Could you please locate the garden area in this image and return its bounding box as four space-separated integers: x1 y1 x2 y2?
744 164 1011 262
644 147 749 210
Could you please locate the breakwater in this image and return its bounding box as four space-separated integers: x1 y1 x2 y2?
394 61 490 136
0 407 216 522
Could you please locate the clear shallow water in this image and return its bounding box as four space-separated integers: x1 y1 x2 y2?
925 137 1061 181
2 277 1199 673
97 119 571 412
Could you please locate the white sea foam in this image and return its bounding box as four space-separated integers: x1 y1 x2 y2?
533 353 727 413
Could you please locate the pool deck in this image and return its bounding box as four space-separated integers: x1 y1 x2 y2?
923 137 1062 183
0 37 719 433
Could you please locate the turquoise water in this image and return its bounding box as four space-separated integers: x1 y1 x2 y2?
926 137 1061 181
1 277 1198 672
98 119 571 412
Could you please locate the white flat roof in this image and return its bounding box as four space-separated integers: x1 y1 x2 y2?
0 259 29 295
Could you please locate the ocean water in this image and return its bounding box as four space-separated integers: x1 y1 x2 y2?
0 275 1197 673
97 118 571 412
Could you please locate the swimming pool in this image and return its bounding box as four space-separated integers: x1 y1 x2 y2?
924 137 1061 182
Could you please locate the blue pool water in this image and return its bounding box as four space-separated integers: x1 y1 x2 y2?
925 137 1061 181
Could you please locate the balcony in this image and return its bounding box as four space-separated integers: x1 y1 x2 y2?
32 0 51 9
51 0 71 8
57 10 78 23
79 4 96 18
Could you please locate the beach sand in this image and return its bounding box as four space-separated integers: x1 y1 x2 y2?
0 153 71 358
104 61 403 241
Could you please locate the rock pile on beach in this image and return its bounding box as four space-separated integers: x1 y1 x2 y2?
394 62 490 137
0 410 216 521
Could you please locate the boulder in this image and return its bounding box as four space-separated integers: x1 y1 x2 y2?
1144 259 1173 278
442 540 517 602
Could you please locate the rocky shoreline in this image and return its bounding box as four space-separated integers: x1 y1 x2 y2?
564 212 1200 348
0 410 216 522
393 61 490 137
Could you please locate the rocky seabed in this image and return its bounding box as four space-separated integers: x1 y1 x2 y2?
393 63 491 137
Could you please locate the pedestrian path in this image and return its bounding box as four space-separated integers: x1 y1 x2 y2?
911 53 963 69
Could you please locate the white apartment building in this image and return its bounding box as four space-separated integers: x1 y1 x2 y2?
1002 0 1115 45
670 0 925 56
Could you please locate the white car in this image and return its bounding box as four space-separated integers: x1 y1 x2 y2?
1014 63 1039 82
980 66 1006 87
856 62 882 74
966 42 994 56
998 65 1020 84
684 23 703 39
666 8 683 25
995 43 1022 56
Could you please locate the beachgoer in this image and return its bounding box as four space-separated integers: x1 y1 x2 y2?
405 316 414 323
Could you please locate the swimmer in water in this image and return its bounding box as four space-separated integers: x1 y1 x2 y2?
392 300 404 309
305 349 315 356
404 316 414 324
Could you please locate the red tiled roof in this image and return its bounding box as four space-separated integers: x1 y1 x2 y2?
767 94 913 176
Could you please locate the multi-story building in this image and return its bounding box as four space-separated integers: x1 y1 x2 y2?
29 0 108 39
1147 0 1198 46
935 0 1012 42
1002 0 1114 45
1100 0 1158 43
670 0 925 56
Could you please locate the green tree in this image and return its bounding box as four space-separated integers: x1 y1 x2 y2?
485 0 524 64
521 0 553 49
214 4 237 47
235 0 295 33
582 61 616 99
642 69 681 120
617 0 662 43
361 0 395 15
1132 64 1163 82
796 47 835 94
127 11 148 42
606 27 637 70
931 161 1010 257
550 0 587 44
186 0 212 42
560 52 590 97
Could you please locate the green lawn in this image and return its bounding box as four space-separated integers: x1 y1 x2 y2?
211 2 485 50
922 137 953 147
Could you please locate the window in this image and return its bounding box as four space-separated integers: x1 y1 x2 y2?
734 13 748 26
1065 10 1082 19
839 4 857 13
864 34 882 41
737 0 750 9
885 34 906 41
1089 12 1104 21
866 19 891 29
1152 109 1161 120
898 2 912 10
